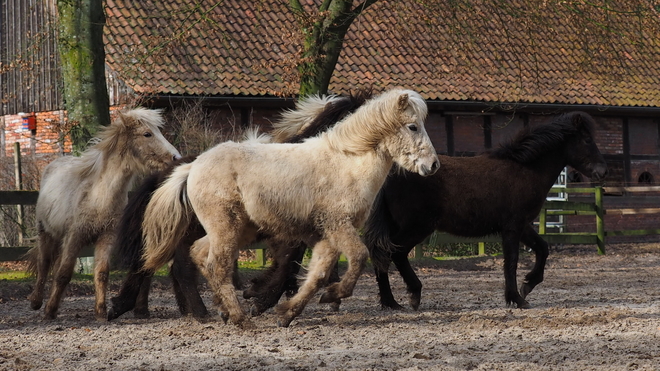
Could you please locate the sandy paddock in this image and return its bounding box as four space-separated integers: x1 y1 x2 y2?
1 243 659 370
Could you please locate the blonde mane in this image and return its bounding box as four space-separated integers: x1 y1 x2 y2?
324 89 428 154
76 108 165 178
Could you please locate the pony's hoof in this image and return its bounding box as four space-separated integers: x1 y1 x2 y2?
381 301 405 311
249 304 266 317
319 291 338 304
29 301 42 311
242 288 256 300
219 312 230 324
43 312 57 321
107 308 120 321
518 300 532 309
329 300 341 312
409 295 421 311
276 317 293 328
237 319 256 330
132 310 150 319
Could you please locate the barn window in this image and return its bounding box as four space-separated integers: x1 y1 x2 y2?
638 171 654 184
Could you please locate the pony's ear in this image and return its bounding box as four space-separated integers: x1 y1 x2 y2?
571 112 593 136
397 93 410 111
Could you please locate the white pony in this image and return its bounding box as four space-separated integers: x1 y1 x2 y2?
141 89 439 328
27 108 181 320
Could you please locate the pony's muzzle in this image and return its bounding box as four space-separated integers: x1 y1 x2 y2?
419 159 440 176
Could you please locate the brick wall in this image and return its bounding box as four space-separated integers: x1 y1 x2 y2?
2 111 72 157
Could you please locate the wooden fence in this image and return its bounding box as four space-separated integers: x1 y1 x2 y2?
2 186 660 263
415 185 660 258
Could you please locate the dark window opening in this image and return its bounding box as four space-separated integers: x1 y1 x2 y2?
638 171 654 184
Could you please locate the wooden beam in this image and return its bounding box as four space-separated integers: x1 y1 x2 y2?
0 191 39 205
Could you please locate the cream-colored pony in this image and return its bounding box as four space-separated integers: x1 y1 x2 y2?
27 108 181 320
141 89 439 328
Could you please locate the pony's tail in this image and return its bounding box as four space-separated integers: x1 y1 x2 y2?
362 186 399 272
24 246 39 276
141 162 194 273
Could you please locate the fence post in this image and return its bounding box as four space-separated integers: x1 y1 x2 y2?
595 185 605 255
13 142 24 245
255 248 267 267
538 207 547 235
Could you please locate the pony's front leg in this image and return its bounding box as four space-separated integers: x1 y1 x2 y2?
519 224 549 300
501 230 530 309
28 231 58 311
93 232 114 320
319 230 368 305
276 239 339 327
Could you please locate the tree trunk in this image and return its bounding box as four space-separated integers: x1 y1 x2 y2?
57 0 110 153
291 0 377 97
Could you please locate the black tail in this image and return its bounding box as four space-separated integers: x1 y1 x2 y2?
113 155 198 270
362 185 400 272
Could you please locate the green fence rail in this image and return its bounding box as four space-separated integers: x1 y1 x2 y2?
3 185 660 263
418 185 660 258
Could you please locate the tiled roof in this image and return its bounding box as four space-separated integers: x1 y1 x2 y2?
104 0 660 107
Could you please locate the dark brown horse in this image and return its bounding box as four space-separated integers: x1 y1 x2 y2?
107 91 370 321
365 111 608 310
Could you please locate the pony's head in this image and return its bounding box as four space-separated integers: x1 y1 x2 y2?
374 89 439 176
99 108 181 173
562 112 608 181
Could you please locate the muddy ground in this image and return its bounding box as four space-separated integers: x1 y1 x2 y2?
1 243 659 370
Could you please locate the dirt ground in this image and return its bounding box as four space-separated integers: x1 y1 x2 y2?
1 243 659 371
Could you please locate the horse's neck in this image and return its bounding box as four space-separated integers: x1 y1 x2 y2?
87 155 139 211
535 149 570 189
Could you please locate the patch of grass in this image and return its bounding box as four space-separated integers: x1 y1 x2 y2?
0 271 31 281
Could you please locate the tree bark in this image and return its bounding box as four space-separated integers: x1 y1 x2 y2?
291 0 378 97
57 0 110 153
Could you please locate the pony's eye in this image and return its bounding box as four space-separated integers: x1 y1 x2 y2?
143 132 153 137
407 124 418 132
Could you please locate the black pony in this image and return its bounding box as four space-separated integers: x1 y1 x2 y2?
365 111 608 310
107 90 371 320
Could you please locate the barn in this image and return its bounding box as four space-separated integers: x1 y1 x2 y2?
2 0 660 238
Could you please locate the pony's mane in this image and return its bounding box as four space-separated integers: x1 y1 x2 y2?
325 88 427 154
489 111 595 164
76 108 165 177
271 95 344 143
286 89 372 143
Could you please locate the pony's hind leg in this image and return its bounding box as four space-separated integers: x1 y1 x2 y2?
276 239 339 327
43 232 89 319
519 224 549 300
190 235 249 328
28 230 58 311
245 241 306 316
171 242 208 319
392 250 423 310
